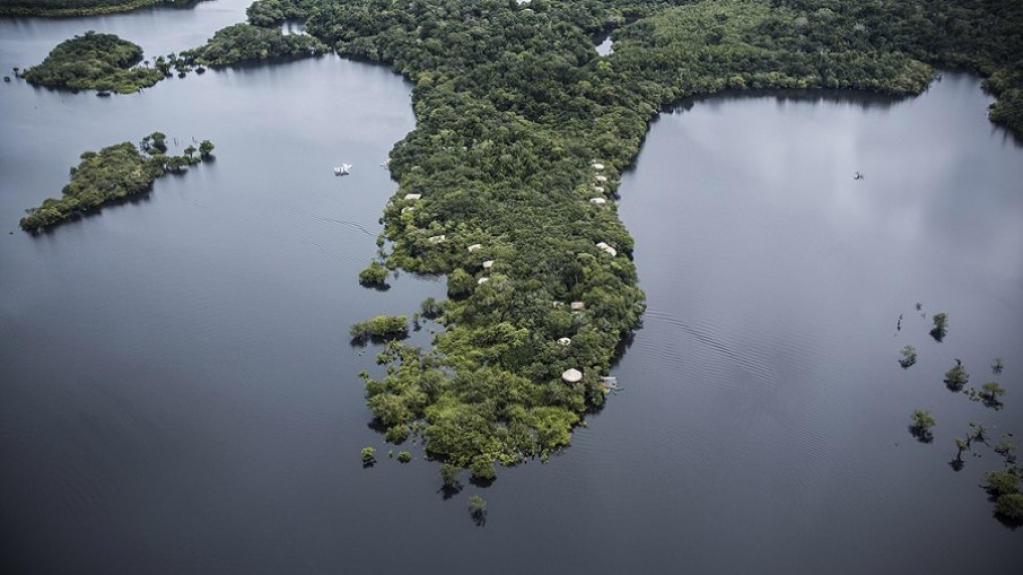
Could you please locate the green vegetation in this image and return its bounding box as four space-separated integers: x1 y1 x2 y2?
210 0 1020 484
899 345 917 369
180 23 328 68
199 140 215 159
19 134 212 231
468 494 487 525
984 469 1023 521
361 446 376 466
0 0 196 17
943 361 969 392
358 261 389 288
968 381 1006 410
930 312 949 342
396 450 412 463
996 493 1023 521
909 409 936 443
21 31 163 94
349 315 409 343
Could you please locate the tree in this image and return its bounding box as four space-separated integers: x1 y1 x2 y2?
397 451 412 463
350 315 409 343
199 139 215 159
980 381 1007 409
930 312 949 342
944 362 969 392
983 469 1020 497
441 463 462 491
996 493 1023 521
361 446 376 466
951 437 970 471
183 145 196 159
909 409 936 443
359 261 389 287
468 495 487 526
899 345 917 369
970 422 990 444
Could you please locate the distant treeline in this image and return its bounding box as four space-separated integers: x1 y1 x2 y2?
0 0 201 17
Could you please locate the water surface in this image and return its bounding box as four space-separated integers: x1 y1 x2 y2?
1 7 1021 573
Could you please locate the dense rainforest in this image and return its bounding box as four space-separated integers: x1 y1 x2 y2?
0 0 200 17
21 31 164 93
187 0 1021 487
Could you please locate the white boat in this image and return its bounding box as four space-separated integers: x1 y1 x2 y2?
334 163 352 176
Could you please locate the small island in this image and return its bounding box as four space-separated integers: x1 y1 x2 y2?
21 31 163 94
19 132 214 231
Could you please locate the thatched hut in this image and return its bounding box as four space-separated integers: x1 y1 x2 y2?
404 193 422 200
561 368 583 384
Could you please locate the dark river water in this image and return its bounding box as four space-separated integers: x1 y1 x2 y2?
2 3 1021 573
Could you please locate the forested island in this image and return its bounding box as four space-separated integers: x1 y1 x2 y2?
21 31 163 93
0 0 200 17
19 133 213 231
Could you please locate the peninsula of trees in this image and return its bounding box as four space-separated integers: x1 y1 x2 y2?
174 0 1019 484
0 0 199 17
19 133 214 231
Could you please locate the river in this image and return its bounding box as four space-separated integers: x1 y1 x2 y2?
1 4 1020 573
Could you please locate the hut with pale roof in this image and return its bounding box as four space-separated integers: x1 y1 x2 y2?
467 243 482 252
557 337 572 346
482 260 495 270
404 193 422 201
596 242 617 257
561 368 583 384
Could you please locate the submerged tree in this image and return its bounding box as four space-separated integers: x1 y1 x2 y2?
361 446 376 467
944 361 969 392
358 261 390 288
994 436 1018 464
198 139 215 159
992 357 1005 375
930 312 949 342
909 410 937 443
980 381 1007 410
468 495 488 526
899 345 918 369
951 437 970 471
